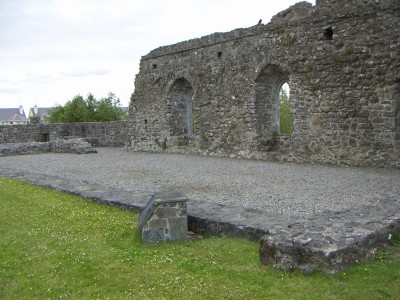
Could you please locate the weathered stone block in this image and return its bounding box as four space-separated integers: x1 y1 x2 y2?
137 191 188 243
156 207 179 218
168 218 189 241
142 228 165 243
148 219 167 228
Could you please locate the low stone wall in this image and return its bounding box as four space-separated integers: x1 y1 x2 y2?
0 121 128 147
0 139 97 156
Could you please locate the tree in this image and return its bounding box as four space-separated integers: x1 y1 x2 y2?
95 93 126 122
48 93 127 123
47 105 66 123
279 87 292 135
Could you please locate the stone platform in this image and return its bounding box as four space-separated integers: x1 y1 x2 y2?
0 148 399 273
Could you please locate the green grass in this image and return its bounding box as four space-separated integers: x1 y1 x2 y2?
0 177 399 299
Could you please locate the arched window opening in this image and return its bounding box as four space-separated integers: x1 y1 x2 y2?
279 82 292 135
255 64 290 150
169 77 194 136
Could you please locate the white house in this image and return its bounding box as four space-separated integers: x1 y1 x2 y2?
28 105 51 123
0 106 28 125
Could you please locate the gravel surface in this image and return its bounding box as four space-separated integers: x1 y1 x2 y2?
1 147 399 216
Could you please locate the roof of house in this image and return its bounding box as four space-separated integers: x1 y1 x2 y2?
0 107 27 122
7 113 28 122
28 107 52 118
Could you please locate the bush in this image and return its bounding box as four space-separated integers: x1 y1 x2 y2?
48 93 127 123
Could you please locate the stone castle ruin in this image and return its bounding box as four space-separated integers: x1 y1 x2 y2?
1 0 399 273
128 0 400 168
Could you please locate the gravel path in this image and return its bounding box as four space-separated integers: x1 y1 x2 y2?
1 147 399 216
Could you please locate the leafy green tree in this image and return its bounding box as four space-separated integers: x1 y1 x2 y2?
64 95 88 122
95 93 126 122
279 87 292 135
48 93 127 123
85 93 97 121
47 105 65 123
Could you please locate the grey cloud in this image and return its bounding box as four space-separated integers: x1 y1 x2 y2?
0 88 20 94
62 69 110 78
25 74 56 85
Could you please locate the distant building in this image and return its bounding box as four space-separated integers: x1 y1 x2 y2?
0 106 28 125
28 105 51 124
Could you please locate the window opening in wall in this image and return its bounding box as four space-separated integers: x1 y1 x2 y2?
279 83 292 135
41 133 49 142
152 64 157 69
144 119 148 124
217 51 222 58
169 77 194 136
255 64 290 150
324 27 333 40
190 95 196 134
395 81 400 142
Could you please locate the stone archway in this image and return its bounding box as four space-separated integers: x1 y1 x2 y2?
168 77 194 136
255 64 289 150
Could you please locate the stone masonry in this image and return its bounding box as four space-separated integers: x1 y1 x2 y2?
0 139 97 156
138 191 188 244
128 0 400 168
0 121 127 147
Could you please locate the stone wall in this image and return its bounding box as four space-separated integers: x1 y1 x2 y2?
127 0 400 168
0 139 97 156
0 121 128 147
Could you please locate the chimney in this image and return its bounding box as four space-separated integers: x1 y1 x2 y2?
34 105 38 115
19 105 24 116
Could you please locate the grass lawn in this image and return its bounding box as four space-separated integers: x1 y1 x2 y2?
0 177 399 299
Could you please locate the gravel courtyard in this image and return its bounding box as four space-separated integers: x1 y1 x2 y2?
1 147 399 217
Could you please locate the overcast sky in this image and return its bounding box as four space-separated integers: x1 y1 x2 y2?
0 0 314 114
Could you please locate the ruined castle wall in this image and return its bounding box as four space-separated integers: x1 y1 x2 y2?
0 121 128 147
128 0 400 168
